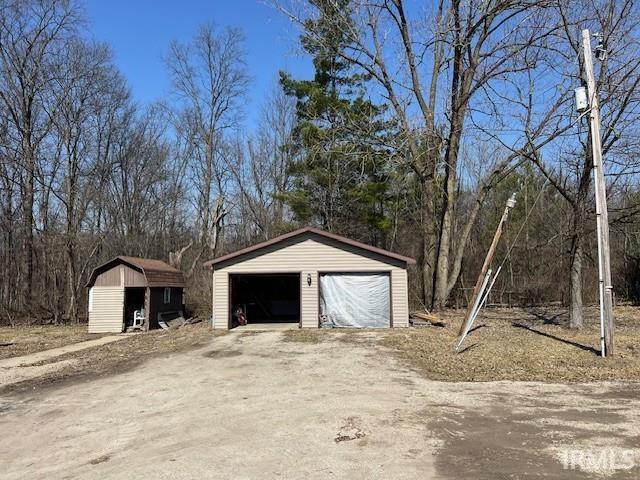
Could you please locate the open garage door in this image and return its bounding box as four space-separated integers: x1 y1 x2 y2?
319 273 390 328
229 274 300 328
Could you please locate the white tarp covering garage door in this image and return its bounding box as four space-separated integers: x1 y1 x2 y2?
319 273 390 328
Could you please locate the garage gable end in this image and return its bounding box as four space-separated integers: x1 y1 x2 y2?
206 228 415 270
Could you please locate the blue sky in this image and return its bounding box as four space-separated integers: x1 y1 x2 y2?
84 0 312 131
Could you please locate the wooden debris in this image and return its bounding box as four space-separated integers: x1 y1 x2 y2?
410 311 447 327
410 319 432 328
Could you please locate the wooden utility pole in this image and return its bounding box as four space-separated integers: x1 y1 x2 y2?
457 193 516 338
582 29 614 357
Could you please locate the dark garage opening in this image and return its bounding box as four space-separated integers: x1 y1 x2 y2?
229 274 300 328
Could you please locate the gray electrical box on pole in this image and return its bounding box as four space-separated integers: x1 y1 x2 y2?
581 29 615 357
574 86 588 112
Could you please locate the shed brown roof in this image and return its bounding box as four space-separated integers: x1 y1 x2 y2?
87 256 185 288
203 227 416 268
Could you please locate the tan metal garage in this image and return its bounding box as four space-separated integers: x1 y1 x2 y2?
204 227 415 329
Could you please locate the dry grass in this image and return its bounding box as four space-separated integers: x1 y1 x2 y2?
2 321 221 394
281 327 380 344
285 306 640 383
0 324 104 360
281 329 326 343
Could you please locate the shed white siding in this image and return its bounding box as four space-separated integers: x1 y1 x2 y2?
212 235 409 329
88 286 125 333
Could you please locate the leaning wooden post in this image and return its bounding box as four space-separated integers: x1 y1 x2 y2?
457 193 516 339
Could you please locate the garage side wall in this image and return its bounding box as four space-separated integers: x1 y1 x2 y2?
391 269 409 327
211 235 409 329
212 271 227 329
88 286 125 333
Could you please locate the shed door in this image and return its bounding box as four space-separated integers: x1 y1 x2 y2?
319 273 390 328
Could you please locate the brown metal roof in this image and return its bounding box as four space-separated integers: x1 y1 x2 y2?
86 256 185 288
203 227 416 268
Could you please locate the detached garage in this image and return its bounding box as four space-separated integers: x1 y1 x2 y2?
204 227 415 329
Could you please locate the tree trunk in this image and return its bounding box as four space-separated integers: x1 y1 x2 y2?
66 149 79 323
432 108 465 310
169 241 193 269
21 136 35 311
433 174 455 309
569 230 584 329
431 1 471 310
66 216 78 323
1 175 15 309
67 242 77 323
445 189 490 300
420 177 436 306
569 201 586 329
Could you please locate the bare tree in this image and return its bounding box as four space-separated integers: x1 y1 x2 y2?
225 85 296 242
0 105 20 311
0 0 78 310
166 23 249 274
106 107 172 245
48 39 127 321
275 0 571 309
530 0 640 327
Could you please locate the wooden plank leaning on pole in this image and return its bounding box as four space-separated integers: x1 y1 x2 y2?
455 193 516 352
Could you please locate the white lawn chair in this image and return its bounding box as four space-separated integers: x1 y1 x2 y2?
132 309 145 330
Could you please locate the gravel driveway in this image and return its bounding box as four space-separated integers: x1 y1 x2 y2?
0 330 638 479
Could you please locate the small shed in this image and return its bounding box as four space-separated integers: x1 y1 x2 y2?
204 227 415 330
86 256 185 333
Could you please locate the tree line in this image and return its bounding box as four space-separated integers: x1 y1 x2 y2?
1 0 640 327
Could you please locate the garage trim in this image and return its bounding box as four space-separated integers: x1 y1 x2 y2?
204 227 415 269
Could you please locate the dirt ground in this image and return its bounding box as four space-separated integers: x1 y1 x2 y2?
285 305 640 382
0 335 127 386
0 324 103 360
1 327 639 479
4 305 639 389
0 321 217 394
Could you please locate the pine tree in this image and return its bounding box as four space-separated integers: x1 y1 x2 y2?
278 0 398 246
